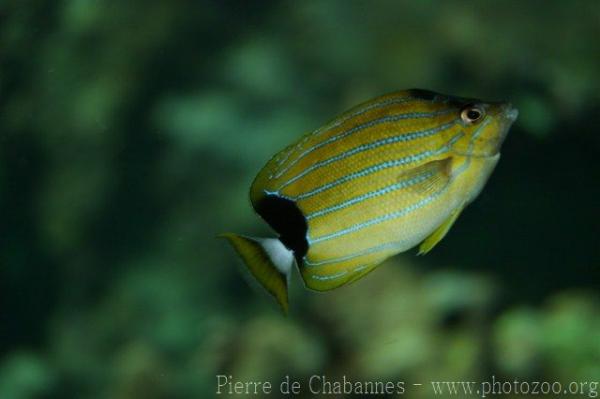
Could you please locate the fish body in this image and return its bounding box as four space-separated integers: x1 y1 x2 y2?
223 89 518 312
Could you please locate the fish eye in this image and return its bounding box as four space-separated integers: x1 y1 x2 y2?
460 105 484 124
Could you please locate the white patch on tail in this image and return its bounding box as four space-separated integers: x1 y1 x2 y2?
260 238 295 277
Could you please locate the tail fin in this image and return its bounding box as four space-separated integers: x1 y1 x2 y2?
220 233 295 314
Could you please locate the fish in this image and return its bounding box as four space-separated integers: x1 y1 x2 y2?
221 89 518 313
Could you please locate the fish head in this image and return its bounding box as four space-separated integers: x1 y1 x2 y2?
451 98 518 157
407 89 518 157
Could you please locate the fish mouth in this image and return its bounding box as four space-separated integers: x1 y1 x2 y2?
502 103 519 122
486 103 518 154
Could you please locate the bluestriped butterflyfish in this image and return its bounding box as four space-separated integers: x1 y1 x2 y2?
222 89 518 313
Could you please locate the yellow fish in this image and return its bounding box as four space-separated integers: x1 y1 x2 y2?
222 89 518 313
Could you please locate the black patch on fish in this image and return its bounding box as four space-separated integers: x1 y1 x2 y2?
408 89 473 108
408 89 438 101
255 195 308 262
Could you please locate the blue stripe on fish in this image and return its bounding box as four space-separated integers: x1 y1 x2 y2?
310 263 372 281
311 95 415 136
307 182 450 245
271 108 456 180
272 96 420 170
309 270 348 281
286 131 464 201
305 169 437 220
277 119 458 190
272 96 415 170
305 120 493 265
304 238 412 267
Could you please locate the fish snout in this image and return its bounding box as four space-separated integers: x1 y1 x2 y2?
502 103 519 122
487 102 518 153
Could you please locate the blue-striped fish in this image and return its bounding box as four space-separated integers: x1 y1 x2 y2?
222 89 518 313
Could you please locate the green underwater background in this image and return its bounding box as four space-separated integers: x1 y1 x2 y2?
1 1 599 398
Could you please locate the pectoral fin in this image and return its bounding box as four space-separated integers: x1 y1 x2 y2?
397 157 453 197
418 204 464 255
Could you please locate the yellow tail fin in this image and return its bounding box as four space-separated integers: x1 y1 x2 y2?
220 233 295 314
